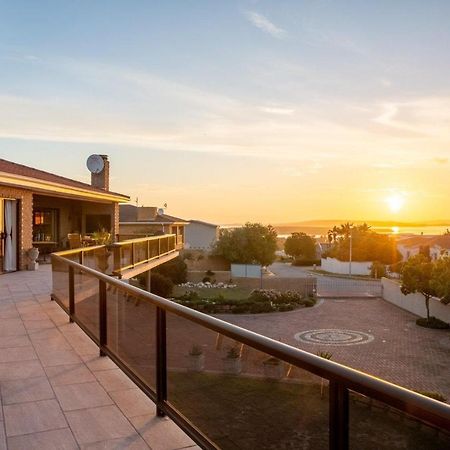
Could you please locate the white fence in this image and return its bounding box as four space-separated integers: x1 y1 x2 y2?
231 264 262 279
381 278 450 323
321 257 372 276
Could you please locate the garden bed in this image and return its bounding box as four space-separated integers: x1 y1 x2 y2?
172 288 316 314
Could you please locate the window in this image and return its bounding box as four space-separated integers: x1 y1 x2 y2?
33 208 58 242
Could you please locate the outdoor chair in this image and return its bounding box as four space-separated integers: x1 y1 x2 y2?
67 233 82 249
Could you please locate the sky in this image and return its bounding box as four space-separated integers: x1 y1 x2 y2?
0 0 449 224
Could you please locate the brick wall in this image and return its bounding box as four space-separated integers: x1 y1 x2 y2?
0 186 33 270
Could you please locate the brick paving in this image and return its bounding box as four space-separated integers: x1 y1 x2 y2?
0 266 199 450
220 297 450 399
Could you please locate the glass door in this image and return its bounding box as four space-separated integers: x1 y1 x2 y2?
0 198 18 273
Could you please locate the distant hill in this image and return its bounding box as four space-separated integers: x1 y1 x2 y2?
273 219 450 228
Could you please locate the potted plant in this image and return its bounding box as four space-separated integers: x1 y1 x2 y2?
263 357 284 379
92 229 113 273
316 351 333 398
223 346 242 375
187 344 205 372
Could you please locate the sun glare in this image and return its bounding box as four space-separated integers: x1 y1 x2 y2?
386 194 405 213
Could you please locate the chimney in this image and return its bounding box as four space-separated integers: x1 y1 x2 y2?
137 207 158 221
91 155 110 191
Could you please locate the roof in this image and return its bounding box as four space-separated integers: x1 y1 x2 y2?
188 219 218 228
396 235 450 250
119 205 188 224
0 158 129 201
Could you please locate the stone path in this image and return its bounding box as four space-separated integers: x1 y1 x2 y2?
0 266 198 450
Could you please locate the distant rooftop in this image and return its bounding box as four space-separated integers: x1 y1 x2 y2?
397 234 450 249
119 204 188 224
188 219 218 227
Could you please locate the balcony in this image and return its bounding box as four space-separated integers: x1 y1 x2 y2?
47 249 450 449
0 266 197 449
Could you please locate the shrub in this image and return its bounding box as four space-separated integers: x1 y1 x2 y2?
415 391 447 402
202 276 211 283
249 289 280 303
206 269 215 276
416 316 450 329
153 257 187 284
278 291 304 305
277 304 295 312
249 302 274 314
178 291 200 303
370 261 386 279
302 297 316 307
150 273 174 298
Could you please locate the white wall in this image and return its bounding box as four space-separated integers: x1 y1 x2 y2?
185 222 218 251
382 277 450 323
231 264 262 279
321 257 372 276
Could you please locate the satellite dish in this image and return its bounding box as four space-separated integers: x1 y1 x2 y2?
86 155 105 174
157 208 165 215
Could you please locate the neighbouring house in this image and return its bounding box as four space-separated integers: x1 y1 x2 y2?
396 235 450 261
119 205 188 250
184 219 220 251
0 155 129 273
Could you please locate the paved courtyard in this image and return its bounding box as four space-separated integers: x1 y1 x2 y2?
0 266 198 450
220 296 450 399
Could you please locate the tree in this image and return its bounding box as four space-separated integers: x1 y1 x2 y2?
214 223 277 267
284 232 316 261
153 256 187 284
430 256 450 305
401 254 436 321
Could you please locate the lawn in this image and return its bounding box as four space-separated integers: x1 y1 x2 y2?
167 372 449 450
173 285 251 301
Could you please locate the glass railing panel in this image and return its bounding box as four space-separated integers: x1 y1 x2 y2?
120 244 132 268
149 239 159 258
106 287 157 391
349 391 450 450
73 270 99 340
134 241 148 264
166 312 329 449
51 257 70 308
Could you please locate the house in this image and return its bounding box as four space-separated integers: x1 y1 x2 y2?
184 219 220 251
396 234 450 261
0 155 129 272
119 205 188 250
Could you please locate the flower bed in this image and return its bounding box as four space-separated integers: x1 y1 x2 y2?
173 288 316 314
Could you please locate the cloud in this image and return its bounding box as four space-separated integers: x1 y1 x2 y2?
434 157 448 164
244 11 285 38
260 106 295 115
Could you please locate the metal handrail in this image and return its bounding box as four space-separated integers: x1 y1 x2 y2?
51 253 450 436
54 245 105 257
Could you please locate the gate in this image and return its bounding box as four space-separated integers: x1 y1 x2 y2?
315 276 382 298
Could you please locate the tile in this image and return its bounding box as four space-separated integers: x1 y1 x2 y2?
81 354 117 372
33 335 72 352
110 389 156 418
0 345 37 363
1 376 54 405
19 311 50 321
67 333 99 355
130 414 196 450
0 360 45 381
0 335 30 349
94 369 136 392
45 363 96 386
54 381 113 411
4 399 67 437
65 405 136 444
23 319 55 332
37 349 82 367
0 423 6 450
80 435 150 449
28 328 63 341
0 319 26 337
7 428 78 450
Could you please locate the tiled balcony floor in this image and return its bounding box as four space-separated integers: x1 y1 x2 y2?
0 266 199 450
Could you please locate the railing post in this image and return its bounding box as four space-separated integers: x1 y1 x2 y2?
158 237 161 255
99 279 107 357
131 243 135 267
68 266 75 322
147 239 150 262
69 266 75 322
329 381 349 450
79 251 84 266
156 307 167 417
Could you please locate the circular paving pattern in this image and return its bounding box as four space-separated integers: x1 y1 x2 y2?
294 329 374 346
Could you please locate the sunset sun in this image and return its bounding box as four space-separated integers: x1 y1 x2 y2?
386 194 405 213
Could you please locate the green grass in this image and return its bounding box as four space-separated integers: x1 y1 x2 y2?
173 286 251 301
168 372 449 450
